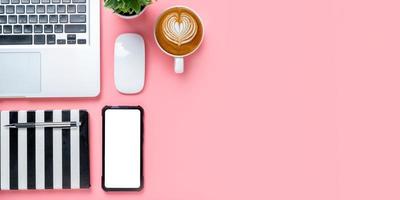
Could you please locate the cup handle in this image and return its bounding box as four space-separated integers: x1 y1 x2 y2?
174 57 184 73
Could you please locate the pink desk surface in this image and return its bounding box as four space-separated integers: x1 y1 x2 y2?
2 0 400 199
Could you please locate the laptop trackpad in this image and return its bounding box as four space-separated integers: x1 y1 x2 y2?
0 53 41 94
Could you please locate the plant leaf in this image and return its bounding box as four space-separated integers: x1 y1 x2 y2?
104 0 152 15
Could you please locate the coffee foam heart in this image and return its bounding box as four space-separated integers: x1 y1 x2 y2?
161 11 198 46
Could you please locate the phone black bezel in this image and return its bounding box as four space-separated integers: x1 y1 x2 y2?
101 105 144 192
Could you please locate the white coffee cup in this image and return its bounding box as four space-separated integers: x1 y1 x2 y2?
154 6 204 73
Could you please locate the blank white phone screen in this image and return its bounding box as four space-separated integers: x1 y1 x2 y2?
104 109 141 189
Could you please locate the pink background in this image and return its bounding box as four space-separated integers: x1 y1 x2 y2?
2 0 400 199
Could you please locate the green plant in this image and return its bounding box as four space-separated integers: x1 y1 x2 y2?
105 0 152 15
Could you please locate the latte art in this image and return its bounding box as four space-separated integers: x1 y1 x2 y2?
155 6 203 56
162 12 198 46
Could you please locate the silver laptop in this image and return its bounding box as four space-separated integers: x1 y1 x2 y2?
0 0 100 98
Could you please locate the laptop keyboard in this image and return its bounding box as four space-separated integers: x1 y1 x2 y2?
0 0 88 45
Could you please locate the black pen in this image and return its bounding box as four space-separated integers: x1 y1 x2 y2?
4 121 81 129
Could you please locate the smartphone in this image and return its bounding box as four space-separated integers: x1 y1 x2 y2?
102 106 144 191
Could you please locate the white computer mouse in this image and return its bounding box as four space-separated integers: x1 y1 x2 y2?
114 33 145 94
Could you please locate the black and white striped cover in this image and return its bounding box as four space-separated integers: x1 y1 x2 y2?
0 110 90 190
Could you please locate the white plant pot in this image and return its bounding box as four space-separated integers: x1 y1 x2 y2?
115 6 148 19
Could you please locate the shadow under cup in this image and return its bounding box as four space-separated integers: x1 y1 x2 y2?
155 6 204 73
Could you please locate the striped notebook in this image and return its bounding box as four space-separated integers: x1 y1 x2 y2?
0 110 90 190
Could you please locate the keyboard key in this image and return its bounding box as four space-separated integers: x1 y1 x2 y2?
67 4 74 13
67 33 75 39
0 15 6 23
26 5 34 13
18 15 27 23
59 14 67 22
34 34 45 44
52 0 60 3
3 25 11 33
1 0 9 4
13 24 22 33
23 24 32 33
72 0 85 3
49 14 57 22
16 5 24 13
67 39 75 44
70 14 85 23
57 39 65 44
8 15 17 23
0 6 4 14
44 24 52 32
54 24 62 32
47 34 55 44
77 4 85 13
0 35 32 45
67 34 75 43
36 5 44 13
33 24 42 32
62 0 70 3
41 0 49 3
11 0 19 4
39 14 47 23
56 4 64 13
21 0 29 4
77 39 85 44
0 26 2 33
6 5 14 13
47 4 55 13
29 14 37 23
31 0 39 3
64 24 84 33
